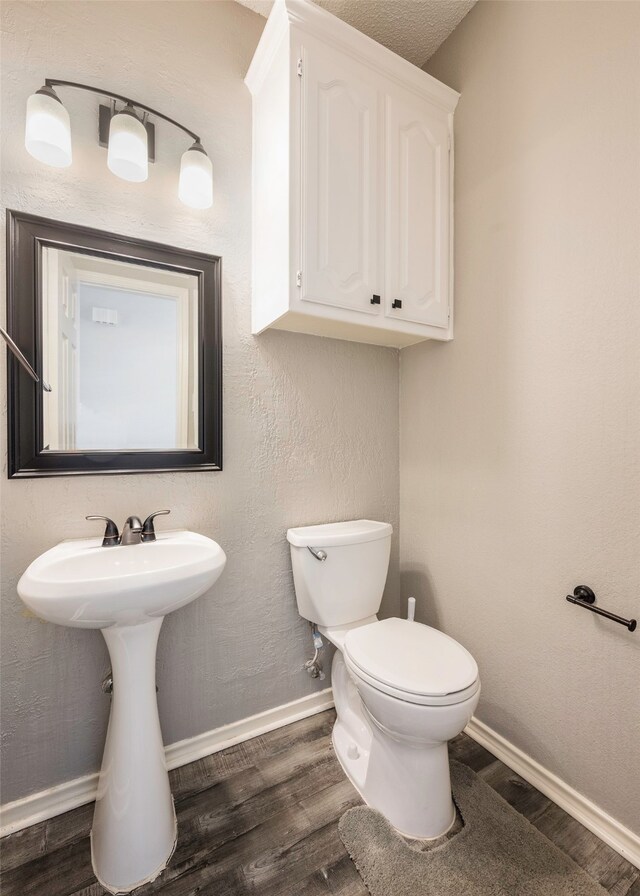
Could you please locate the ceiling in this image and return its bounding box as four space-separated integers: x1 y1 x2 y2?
235 0 476 68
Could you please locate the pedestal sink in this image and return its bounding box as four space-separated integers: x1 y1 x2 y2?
18 530 226 894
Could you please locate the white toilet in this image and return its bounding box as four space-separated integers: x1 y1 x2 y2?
287 519 480 839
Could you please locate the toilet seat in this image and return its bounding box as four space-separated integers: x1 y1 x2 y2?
344 617 480 707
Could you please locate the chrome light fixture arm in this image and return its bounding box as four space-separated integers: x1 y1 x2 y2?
43 79 201 143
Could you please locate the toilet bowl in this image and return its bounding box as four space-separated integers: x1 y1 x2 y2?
287 520 481 839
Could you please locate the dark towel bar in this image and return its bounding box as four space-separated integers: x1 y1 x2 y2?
566 586 636 632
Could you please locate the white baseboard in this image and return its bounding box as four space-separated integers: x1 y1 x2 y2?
466 716 640 871
0 688 335 838
4 693 638 873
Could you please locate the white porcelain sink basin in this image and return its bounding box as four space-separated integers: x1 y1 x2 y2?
18 530 226 628
17 528 226 894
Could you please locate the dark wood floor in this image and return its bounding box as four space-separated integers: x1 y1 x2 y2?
1 709 638 896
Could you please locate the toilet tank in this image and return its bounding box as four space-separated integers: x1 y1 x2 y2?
287 520 392 627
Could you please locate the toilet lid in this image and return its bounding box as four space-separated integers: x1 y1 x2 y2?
344 618 478 698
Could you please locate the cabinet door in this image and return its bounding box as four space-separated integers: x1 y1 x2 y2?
299 38 381 315
385 88 451 329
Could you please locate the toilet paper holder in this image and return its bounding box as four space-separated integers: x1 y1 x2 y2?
565 585 636 632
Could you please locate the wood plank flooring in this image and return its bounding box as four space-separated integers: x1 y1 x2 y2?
1 709 638 895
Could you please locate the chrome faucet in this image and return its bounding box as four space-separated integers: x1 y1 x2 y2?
86 510 171 547
120 516 143 545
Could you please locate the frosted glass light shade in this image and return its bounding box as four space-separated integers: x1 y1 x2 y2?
25 88 72 168
107 106 148 183
179 143 213 209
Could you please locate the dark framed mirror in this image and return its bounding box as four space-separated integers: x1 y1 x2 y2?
6 210 222 477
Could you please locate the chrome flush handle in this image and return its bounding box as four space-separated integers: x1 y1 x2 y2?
307 546 327 562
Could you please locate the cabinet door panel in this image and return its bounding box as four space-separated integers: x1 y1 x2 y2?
385 90 450 328
300 39 380 314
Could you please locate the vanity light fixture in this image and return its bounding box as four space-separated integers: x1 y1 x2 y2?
25 79 213 209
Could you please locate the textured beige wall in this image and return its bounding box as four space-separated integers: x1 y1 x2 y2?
0 1 400 804
401 1 640 833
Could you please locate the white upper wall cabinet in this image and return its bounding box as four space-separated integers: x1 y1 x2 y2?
245 0 459 348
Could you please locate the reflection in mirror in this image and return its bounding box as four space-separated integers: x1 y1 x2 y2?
41 248 199 452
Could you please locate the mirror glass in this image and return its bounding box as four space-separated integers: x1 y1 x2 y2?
41 248 200 452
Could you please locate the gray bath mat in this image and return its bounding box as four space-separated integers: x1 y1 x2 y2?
339 761 607 896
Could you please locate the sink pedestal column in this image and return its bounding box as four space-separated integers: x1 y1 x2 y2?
92 617 176 894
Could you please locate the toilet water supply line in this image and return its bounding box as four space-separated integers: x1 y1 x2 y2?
303 598 417 678
304 623 325 679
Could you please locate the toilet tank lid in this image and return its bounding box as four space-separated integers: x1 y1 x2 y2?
287 519 392 547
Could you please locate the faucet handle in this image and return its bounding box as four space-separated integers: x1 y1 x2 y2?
141 510 170 543
86 515 120 547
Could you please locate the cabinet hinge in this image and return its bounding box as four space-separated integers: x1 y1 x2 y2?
296 270 302 287
297 58 303 77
